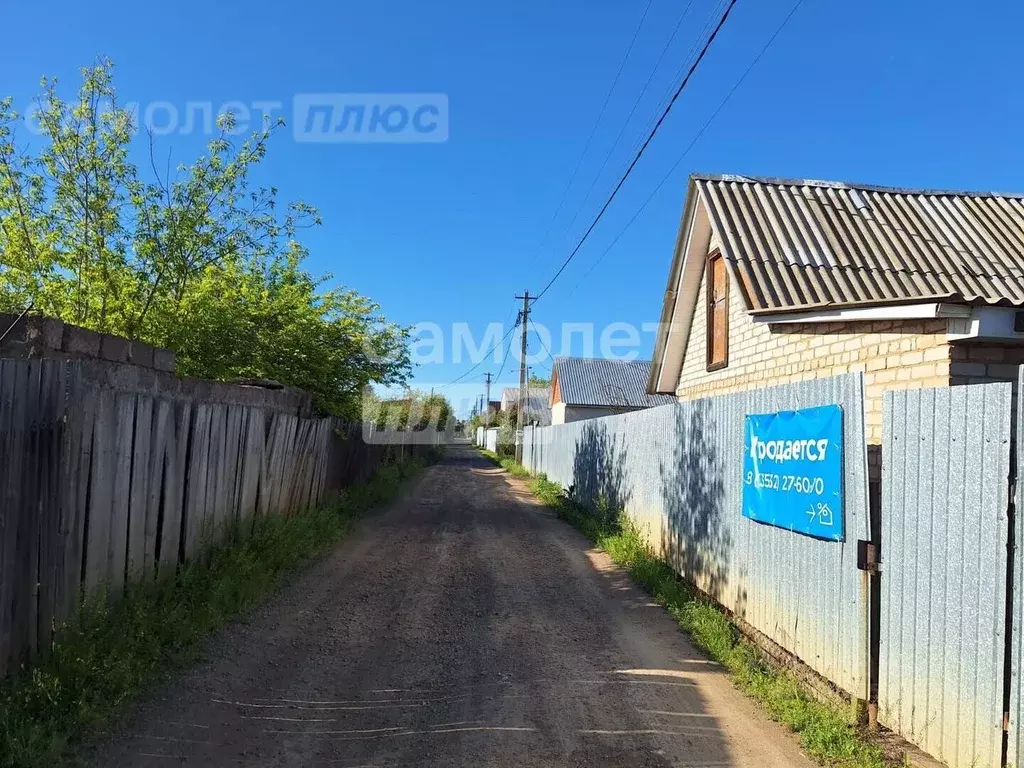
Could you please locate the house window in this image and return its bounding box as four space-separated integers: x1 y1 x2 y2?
706 251 729 371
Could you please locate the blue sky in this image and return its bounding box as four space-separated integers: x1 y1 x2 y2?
3 0 1023 415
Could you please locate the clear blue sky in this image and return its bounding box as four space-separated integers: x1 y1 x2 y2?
3 0 1023 415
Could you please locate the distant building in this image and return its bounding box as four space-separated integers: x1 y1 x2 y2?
500 387 551 426
551 357 675 425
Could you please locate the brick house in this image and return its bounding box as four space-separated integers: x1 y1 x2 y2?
648 174 1024 444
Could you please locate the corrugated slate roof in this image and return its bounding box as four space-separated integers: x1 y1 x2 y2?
695 174 1024 312
555 357 677 408
500 387 551 426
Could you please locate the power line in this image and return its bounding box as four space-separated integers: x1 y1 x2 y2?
494 310 521 381
564 0 805 299
555 0 698 244
533 0 740 303
530 317 554 363
525 0 654 272
442 303 520 387
630 0 730 155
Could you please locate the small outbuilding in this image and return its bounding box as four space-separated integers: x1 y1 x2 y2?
500 387 552 426
551 357 676 425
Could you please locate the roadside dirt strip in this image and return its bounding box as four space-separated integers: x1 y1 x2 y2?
88 444 814 767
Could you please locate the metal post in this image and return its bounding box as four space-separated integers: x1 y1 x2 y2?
515 290 530 463
484 373 492 428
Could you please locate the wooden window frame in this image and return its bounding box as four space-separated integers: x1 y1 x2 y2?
705 250 729 372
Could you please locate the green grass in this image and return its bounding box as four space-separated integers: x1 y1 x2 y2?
477 448 531 479
503 457 889 768
0 455 435 768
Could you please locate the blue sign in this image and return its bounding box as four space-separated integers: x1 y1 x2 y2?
742 404 844 541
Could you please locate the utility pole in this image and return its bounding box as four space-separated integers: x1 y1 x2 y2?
515 290 530 462
483 373 493 427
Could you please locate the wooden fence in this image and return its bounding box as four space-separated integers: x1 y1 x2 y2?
0 358 441 677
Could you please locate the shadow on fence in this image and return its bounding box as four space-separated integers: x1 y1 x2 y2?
569 419 631 527
658 400 736 611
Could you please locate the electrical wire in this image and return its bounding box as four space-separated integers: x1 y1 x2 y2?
556 0 698 244
629 0 731 155
441 303 520 387
525 0 654 272
563 0 806 299
494 310 521 382
530 316 554 364
533 0 740 303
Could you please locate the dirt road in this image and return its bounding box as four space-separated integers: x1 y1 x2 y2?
89 444 814 767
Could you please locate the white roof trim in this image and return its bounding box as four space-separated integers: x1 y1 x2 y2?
753 302 973 325
649 186 748 394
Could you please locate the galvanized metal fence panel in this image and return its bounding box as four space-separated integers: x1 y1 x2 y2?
484 428 498 453
1009 369 1024 768
525 374 870 699
880 383 1012 768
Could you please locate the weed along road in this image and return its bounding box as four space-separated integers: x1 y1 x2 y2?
89 444 814 768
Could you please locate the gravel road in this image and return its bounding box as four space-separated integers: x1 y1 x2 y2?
88 443 814 767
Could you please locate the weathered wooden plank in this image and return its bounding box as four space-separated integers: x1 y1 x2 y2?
273 415 293 515
158 401 191 575
299 420 323 512
314 420 331 505
58 366 96 621
285 420 310 515
84 388 117 595
35 361 65 659
205 404 227 548
19 360 45 664
314 420 330 505
231 407 245 520
258 413 280 519
219 407 235 534
126 395 153 585
221 407 241 527
106 393 137 600
184 404 211 560
268 414 287 515
144 400 171 577
2 361 33 672
0 362 11 677
0 360 25 676
293 421 312 514
305 421 321 512
237 408 264 531
305 420 324 510
278 415 299 515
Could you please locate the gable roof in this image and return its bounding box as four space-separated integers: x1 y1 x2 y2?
554 357 676 409
500 387 551 426
649 173 1024 393
696 174 1024 313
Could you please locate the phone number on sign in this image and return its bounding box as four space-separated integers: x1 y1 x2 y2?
744 471 826 495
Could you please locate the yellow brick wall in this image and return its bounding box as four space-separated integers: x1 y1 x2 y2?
677 264 952 444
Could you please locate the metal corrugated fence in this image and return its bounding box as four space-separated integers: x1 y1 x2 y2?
880 384 1013 768
1009 369 1024 768
525 374 870 699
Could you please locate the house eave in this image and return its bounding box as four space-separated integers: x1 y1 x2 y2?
752 301 973 325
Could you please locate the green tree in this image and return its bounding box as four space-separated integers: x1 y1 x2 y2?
0 59 410 417
363 388 453 432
